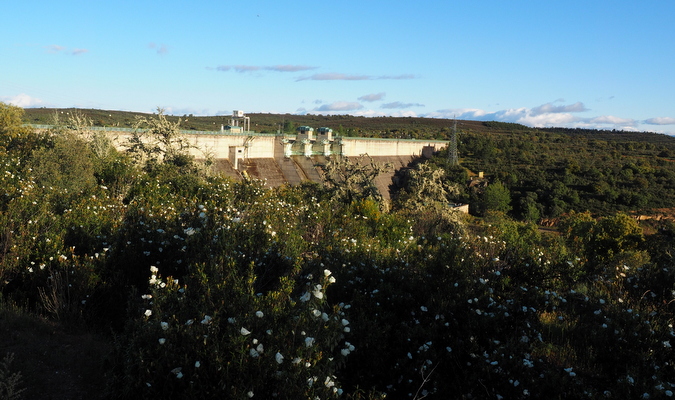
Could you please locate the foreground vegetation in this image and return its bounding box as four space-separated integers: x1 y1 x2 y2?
3 103 675 399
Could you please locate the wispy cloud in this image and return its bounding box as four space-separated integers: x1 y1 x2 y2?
296 73 416 81
382 101 425 109
148 43 169 55
314 101 364 112
45 45 89 56
216 64 318 73
358 92 385 102
644 117 675 125
46 45 65 53
267 65 318 72
297 73 370 81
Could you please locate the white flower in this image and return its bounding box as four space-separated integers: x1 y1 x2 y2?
241 327 251 335
341 319 350 326
201 315 212 325
328 276 336 283
195 361 201 368
275 352 284 364
250 348 260 357
324 376 335 388
312 309 322 317
324 269 332 277
158 338 166 345
247 391 254 398
255 311 264 318
420 306 428 312
150 266 158 273
312 286 324 299
341 348 350 356
300 292 311 302
161 322 169 330
144 309 152 317
185 319 194 325
305 337 315 347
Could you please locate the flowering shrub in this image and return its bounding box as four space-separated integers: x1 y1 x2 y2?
109 259 351 399
2 108 675 399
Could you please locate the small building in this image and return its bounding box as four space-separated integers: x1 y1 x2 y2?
296 126 315 141
224 125 244 134
449 203 470 214
229 146 245 170
317 127 333 141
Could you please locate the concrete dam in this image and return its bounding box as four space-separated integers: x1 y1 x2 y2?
43 122 448 200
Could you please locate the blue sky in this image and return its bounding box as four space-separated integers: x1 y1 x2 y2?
2 0 674 134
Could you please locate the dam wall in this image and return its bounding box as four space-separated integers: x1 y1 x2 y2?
31 125 448 197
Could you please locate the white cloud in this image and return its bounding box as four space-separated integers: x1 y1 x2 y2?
589 115 636 126
164 107 210 116
381 101 425 109
3 94 44 108
426 101 641 131
354 109 418 118
314 101 363 112
644 117 675 125
358 92 386 102
531 101 587 116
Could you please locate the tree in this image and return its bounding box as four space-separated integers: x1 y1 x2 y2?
125 108 195 169
480 180 512 215
395 162 460 209
559 211 645 276
0 102 45 158
319 155 392 207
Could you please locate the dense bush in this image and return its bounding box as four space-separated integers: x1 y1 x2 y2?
3 103 675 399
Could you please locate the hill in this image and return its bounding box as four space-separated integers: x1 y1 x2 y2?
23 107 675 144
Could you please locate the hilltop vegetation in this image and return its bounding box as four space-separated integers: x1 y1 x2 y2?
3 103 675 399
